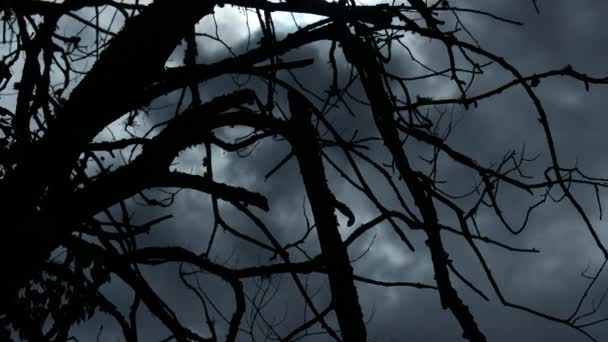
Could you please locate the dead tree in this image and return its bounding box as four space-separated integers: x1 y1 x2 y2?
0 1 607 341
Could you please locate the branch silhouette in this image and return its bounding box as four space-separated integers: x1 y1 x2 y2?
0 1 607 341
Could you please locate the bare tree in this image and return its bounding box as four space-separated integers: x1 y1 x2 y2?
0 1 607 341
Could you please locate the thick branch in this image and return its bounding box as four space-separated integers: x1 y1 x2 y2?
0 0 216 307
340 28 486 342
287 89 367 342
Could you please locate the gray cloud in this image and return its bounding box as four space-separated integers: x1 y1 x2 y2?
54 1 608 341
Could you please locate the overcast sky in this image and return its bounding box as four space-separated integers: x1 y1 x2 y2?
9 1 608 341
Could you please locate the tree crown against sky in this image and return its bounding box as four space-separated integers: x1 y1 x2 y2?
1 0 608 341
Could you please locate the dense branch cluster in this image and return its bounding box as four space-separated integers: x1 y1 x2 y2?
0 1 607 341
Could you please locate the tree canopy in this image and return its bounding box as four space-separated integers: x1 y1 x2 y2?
1 1 608 341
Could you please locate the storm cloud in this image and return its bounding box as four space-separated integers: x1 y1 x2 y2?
29 1 608 341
